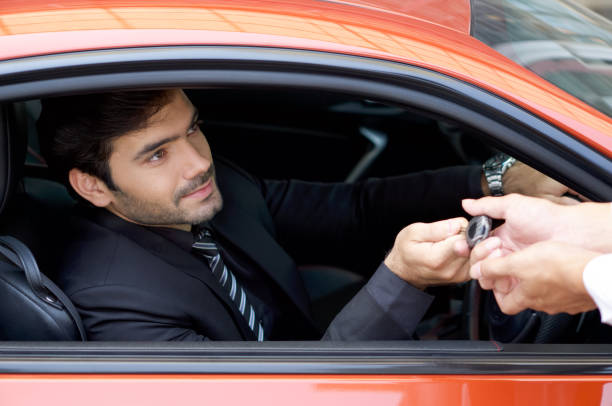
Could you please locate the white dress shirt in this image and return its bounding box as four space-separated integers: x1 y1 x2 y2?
583 253 612 325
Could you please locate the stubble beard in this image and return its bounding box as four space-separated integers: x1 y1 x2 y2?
111 166 224 227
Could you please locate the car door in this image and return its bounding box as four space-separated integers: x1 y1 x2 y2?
0 43 612 406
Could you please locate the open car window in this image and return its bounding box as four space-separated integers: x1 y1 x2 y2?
0 45 610 379
10 84 611 345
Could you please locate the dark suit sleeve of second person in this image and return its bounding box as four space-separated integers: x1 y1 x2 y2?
322 263 434 340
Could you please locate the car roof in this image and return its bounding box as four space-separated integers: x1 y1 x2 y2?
311 0 471 33
0 0 611 155
0 0 471 36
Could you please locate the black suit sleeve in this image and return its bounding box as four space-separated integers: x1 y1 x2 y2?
261 165 483 273
322 263 434 340
71 285 211 341
259 165 482 340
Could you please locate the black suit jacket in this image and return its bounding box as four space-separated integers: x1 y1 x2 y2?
57 160 483 341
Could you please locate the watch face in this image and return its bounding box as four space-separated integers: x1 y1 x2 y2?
484 154 513 196
486 154 507 170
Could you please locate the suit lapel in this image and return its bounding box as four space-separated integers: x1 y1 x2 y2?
84 207 254 339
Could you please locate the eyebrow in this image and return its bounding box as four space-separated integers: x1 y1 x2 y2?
132 109 199 162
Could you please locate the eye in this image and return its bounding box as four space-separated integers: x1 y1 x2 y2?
148 149 166 163
187 119 203 135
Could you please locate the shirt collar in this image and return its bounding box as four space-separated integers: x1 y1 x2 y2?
149 225 197 252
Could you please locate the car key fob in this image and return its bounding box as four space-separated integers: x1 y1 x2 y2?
466 215 492 248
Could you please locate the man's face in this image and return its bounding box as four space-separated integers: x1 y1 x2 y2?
105 89 223 228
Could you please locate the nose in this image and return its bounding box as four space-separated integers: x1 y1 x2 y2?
180 139 211 180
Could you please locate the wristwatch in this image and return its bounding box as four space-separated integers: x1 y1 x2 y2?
482 153 516 196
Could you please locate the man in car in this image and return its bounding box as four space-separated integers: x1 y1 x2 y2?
38 88 568 341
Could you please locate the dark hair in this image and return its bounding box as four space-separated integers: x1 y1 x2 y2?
38 90 172 192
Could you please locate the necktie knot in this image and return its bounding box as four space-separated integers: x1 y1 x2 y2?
194 226 212 241
193 228 218 259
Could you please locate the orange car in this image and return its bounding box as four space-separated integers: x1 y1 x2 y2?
0 0 611 405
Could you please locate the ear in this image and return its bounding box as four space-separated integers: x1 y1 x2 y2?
68 168 114 207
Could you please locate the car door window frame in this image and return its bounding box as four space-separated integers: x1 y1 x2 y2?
1 45 611 375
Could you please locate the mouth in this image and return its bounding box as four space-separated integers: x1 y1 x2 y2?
181 179 213 200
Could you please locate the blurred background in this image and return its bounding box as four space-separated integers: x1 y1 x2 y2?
577 0 612 20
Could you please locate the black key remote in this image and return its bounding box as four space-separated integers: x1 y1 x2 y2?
466 215 492 248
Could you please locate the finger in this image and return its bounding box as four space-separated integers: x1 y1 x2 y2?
434 233 471 256
469 241 502 279
489 226 523 254
433 258 471 285
470 261 482 279
408 217 468 243
492 275 517 294
462 195 521 219
454 239 470 257
476 249 513 280
494 287 526 315
479 276 495 290
412 234 469 268
470 237 502 263
454 261 471 284
410 234 471 285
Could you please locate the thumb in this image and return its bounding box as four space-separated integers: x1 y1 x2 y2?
407 217 468 243
476 250 518 280
494 286 527 315
462 194 520 220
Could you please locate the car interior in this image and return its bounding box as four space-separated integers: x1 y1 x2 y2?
0 86 610 344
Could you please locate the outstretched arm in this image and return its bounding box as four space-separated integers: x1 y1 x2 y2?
324 217 471 340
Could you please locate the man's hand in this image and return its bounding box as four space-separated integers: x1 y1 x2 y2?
470 241 599 315
500 161 570 198
480 161 571 198
384 218 471 290
464 194 561 253
463 194 612 253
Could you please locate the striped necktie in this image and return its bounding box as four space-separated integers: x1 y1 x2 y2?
192 228 265 341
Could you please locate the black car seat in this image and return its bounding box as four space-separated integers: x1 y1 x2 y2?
0 102 85 340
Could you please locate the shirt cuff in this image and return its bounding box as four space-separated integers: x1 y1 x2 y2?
365 263 434 333
583 254 612 325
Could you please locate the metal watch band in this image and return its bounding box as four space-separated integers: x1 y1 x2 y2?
483 153 516 196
